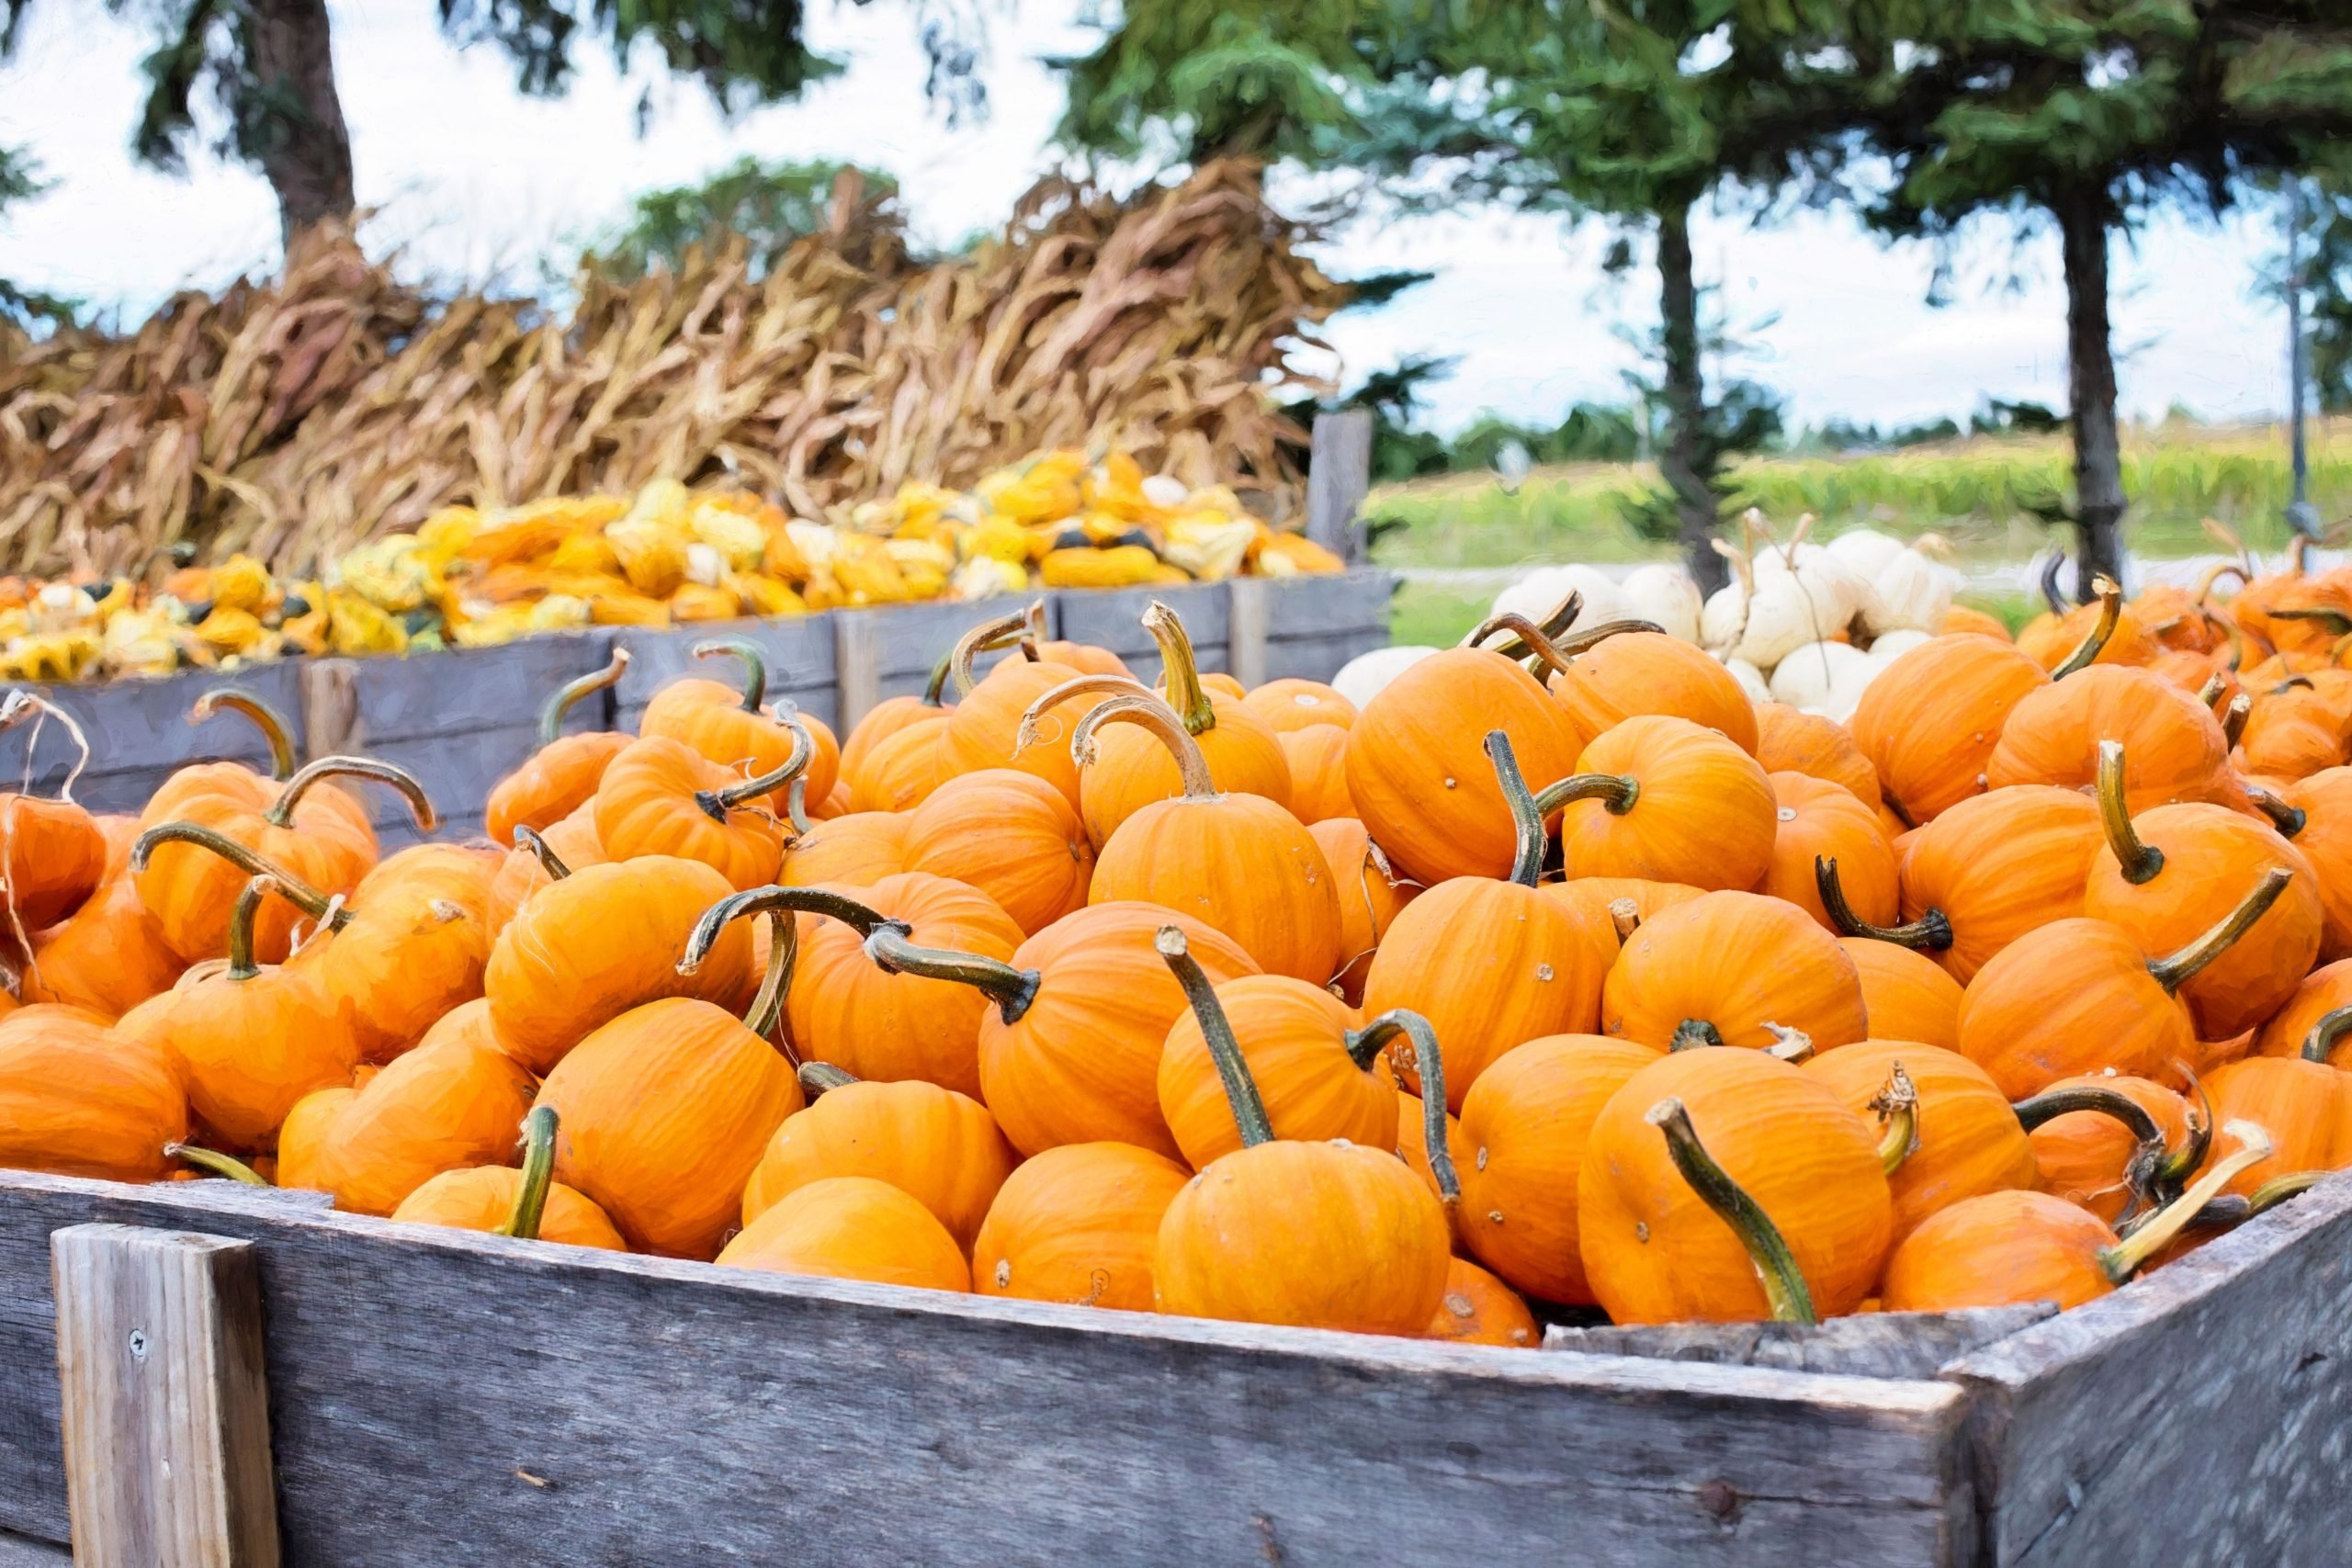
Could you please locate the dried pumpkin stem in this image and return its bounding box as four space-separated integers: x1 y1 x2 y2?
2038 550 2068 617
2268 605 2352 637
225 875 283 982
2193 672 2226 708
538 649 630 743
786 775 813 836
2008 1084 2172 1220
2246 1169 2326 1217
1143 602 1216 736
1157 924 1273 1149
1607 897 1642 944
1813 856 1953 951
798 1061 857 1097
949 608 1035 696
1348 1010 1459 1208
1070 694 1216 800
2095 741 2163 885
2158 1073 2214 1192
2245 784 2306 839
130 822 344 928
2146 866 2292 994
705 721 814 812
190 686 298 781
1871 1063 1921 1176
1532 772 1641 818
266 756 438 832
1460 612 1575 683
679 884 883 976
0 691 90 801
1483 730 1549 889
865 922 1042 1024
2222 693 2251 750
922 651 956 707
512 826 572 882
164 1142 271 1186
2300 1005 2352 1065
1669 1019 1724 1051
744 910 797 1047
1459 592 1579 655
692 638 770 713
1553 617 1668 656
1013 674 1152 757
2101 1122 2274 1280
493 1106 558 1241
2052 575 2123 677
1645 1097 1816 1325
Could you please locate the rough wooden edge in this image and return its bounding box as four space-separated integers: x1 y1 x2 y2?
1548 1304 2058 1381
0 1530 67 1566
1307 409 1374 562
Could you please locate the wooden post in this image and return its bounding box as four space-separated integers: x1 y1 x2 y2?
1227 580 1270 690
1306 410 1374 564
297 659 361 761
51 1225 280 1568
831 613 883 733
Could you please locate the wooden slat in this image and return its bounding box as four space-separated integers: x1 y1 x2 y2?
51 1224 278 1568
1549 1305 2056 1382
1053 583 1230 681
0 1530 68 1566
0 1171 1976 1567
335 636 617 745
612 617 837 731
1946 1170 2352 1565
833 600 1041 729
8 664 308 814
1306 410 1374 562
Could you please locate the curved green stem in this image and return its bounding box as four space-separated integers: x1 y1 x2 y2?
1532 771 1641 818
1143 601 1216 735
1157 924 1273 1149
1553 617 1667 656
1646 1097 1816 1325
512 826 571 882
786 774 814 836
798 1061 857 1097
225 876 277 980
1069 694 1216 799
1871 1062 1920 1176
1483 730 1549 889
1459 591 1579 657
701 721 814 813
744 910 797 1046
2010 1083 2172 1221
2052 574 2122 678
922 651 956 707
865 921 1042 1025
1669 1019 1724 1051
2222 693 2250 750
2147 866 2291 994
2101 1122 2274 1280
164 1142 270 1185
2301 1005 2352 1065
1814 856 1953 951
496 1106 560 1240
539 649 630 743
189 687 297 780
692 638 769 713
130 822 342 927
677 884 885 976
2268 605 2352 637
2095 741 2164 884
1347 1009 1459 1208
266 756 438 832
1460 611 1575 684
1014 673 1152 759
2247 1169 2326 1217
949 608 1035 696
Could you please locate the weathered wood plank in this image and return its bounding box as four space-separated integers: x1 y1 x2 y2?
0 1529 68 1566
51 1225 278 1568
1306 409 1374 562
1949 1170 2352 1566
1054 582 1231 680
612 617 836 730
0 1171 1976 1567
8 664 308 813
1549 1305 2057 1382
337 636 616 745
833 600 1040 729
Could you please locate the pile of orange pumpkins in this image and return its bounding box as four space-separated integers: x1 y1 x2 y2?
6 546 2352 1348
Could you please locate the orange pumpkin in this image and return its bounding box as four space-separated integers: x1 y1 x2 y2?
781 810 908 890
2202 1055 2350 1197
1547 715 1777 891
717 1175 971 1289
593 733 798 891
0 1001 187 1180
1548 627 1760 753
13 815 183 1019
1803 1042 2036 1239
971 1141 1192 1310
639 638 841 808
1307 817 1419 1005
1242 678 1357 734
1986 665 2234 811
1851 634 2049 823
840 654 956 797
283 843 503 1064
2252 957 2352 1064
1880 784 2105 981
1424 1258 1542 1348
849 716 953 813
0 692 107 931
1762 772 1897 932
934 608 1102 805
1276 724 1355 823
2016 1074 2195 1224
483 649 635 846
2239 679 2352 780
2279 768 2352 960
1754 702 1881 807
899 769 1093 936
1542 876 1704 935
1601 889 1868 1053
1940 604 2014 640
1839 937 1964 1051
2014 577 2156 671
389 1105 628 1251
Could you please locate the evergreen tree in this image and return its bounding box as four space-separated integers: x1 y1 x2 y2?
581 156 899 281
0 143 77 332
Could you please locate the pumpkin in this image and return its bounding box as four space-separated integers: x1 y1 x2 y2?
1838 937 1964 1051
1546 715 1777 891
741 1063 1017 1252
1541 877 1703 935
12 816 182 1018
1075 694 1338 984
482 649 634 845
899 769 1094 936
1456 1033 1661 1305
1360 733 1613 1110
1954 868 2293 1100
2238 680 2352 780
1578 1047 1892 1324
2083 740 2323 1038
0 692 107 931
1873 784 2106 982
1601 889 1868 1054
1762 772 1897 932
839 652 956 796
2015 1075 2197 1224
1985 665 2235 811
781 810 909 891
2252 958 2352 1064
639 638 840 808
1754 702 1881 807
1306 817 1419 1005
971 1141 1192 1310
284 843 503 1063
717 1175 971 1290
593 733 799 891
1940 604 2013 640
934 607 1101 805
0 1001 187 1180
2279 768 2352 961
1802 1042 2036 1239
848 717 952 813
1424 1258 1541 1348
1548 627 1760 754
2201 1055 2351 1198
390 1105 627 1251
1850 634 2048 823
1241 678 1357 734
1276 725 1354 823
2014 576 2156 671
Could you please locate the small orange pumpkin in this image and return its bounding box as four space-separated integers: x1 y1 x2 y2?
1754 702 1881 807
1762 772 1897 932
1986 665 2234 811
1276 724 1354 823
2015 1074 2196 1224
971 1140 1192 1309
483 649 634 846
1601 889 1868 1053
839 653 956 797
933 608 1102 806
717 1175 971 1289
639 638 840 808
781 810 909 890
1242 678 1357 734
390 1105 628 1251
1838 937 1964 1051
900 769 1093 936
1424 1258 1542 1348
1802 1042 2037 1240
1877 784 2106 981
1307 817 1419 1005
0 1001 187 1180
1547 715 1777 891
593 733 800 891
1547 627 1760 753
13 816 183 1019
1850 634 2049 823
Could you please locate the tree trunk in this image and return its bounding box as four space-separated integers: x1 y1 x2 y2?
248 0 355 243
2055 184 2125 600
1657 203 1725 593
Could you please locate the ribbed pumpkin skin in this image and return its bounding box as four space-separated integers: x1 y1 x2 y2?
291 844 502 1065
1578 1049 1892 1325
1839 938 1964 1050
537 997 804 1260
840 694 954 795
901 770 1093 936
2253 957 2352 1065
1087 792 1340 986
1156 976 1395 1170
1457 1034 1660 1306
484 857 752 1076
640 676 839 807
2281 770 2352 961
1542 877 1703 931
1077 703 1292 849
133 790 371 965
1342 648 1584 886
935 660 1098 805
1549 631 1760 754
782 810 909 890
17 816 183 1018
1954 919 2197 1100
2203 1056 2350 1198
592 737 788 892
718 1177 971 1291
1362 877 1613 1112
1803 1041 2037 1240
2029 1074 2190 1224
1762 772 1898 931
276 1027 537 1216
972 1141 1192 1310
390 1166 628 1250
1 794 107 930
1851 635 2047 823
1279 725 1355 824
484 732 632 847
132 962 359 1154
850 717 951 814
1600 891 1868 1054
1154 1140 1450 1335
741 1078 1018 1251
0 1004 187 1181
1306 818 1418 1004
1425 1258 1541 1348
1985 666 2233 811
1241 679 1357 735
1897 785 2104 982
1880 1190 2118 1313
1754 703 1881 806
1555 716 1777 892
977 903 1260 1159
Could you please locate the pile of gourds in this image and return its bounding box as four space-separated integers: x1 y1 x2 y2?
4 564 2348 1346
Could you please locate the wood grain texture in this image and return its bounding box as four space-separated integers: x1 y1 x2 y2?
1948 1170 2352 1566
11 663 308 815
613 617 837 731
1306 409 1374 561
833 600 1043 728
51 1224 278 1568
1054 582 1230 679
0 1530 69 1566
1550 1306 2058 1382
0 1170 1976 1568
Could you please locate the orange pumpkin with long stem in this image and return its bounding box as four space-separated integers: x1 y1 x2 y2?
1361 733 1613 1109
277 843 503 1063
138 688 374 864
1838 937 1964 1050
1456 1033 1661 1306
12 816 182 1018
899 768 1093 936
390 1105 627 1250
1754 702 1880 807
1856 784 2104 981
1579 1047 1893 1325
483 649 634 845
641 638 840 808
971 1140 1192 1309
484 854 753 1075
1276 725 1354 823
1544 714 1777 891
718 1175 971 1289
2200 1055 2351 1197
1761 772 1897 931
2014 575 2157 671
1242 678 1356 734
839 652 957 795
1150 928 1453 1334
593 729 803 891
1987 665 2236 810
2253 958 2352 1063
2015 1075 2199 1224
1074 694 1338 984
1602 888 1869 1053
1307 817 1418 1005
1955 867 2293 1100
0 692 107 931
0 1001 187 1180
2238 679 2352 779
1850 634 2049 824
934 608 1101 806
1425 1259 1541 1347
781 810 908 890
741 1062 1018 1251
1547 627 1759 753
2083 740 2322 1038
1803 1043 2036 1239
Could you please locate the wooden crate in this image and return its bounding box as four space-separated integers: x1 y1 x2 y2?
1228 571 1397 688
833 598 1055 730
1050 581 1230 682
3 663 309 818
0 1164 2346 1565
611 615 839 734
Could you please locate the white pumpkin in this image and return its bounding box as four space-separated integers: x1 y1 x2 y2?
1824 528 1909 581
1333 645 1439 709
1490 563 1623 633
1868 548 1958 635
1769 639 1876 720
1721 655 1772 705
1618 563 1704 642
1865 628 1934 664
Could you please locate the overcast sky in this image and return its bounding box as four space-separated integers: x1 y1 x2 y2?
0 0 2301 435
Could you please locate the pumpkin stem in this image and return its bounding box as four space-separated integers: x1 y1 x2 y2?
922 651 956 707
691 638 770 714
2051 574 2123 677
2247 1169 2326 1218
1669 1019 1724 1051
2101 1121 2274 1281
2300 1005 2352 1065
864 923 1043 1024
1482 731 1550 888
1069 694 1217 800
786 774 813 836
1645 1096 1817 1325
1761 1024 1814 1063
2267 605 2352 637
702 720 814 813
1531 771 1641 819
1346 1009 1460 1209
2245 784 2305 838
1460 612 1576 684
1607 897 1642 944
495 1106 560 1241
130 822 344 928
1458 591 1579 655
1143 602 1217 736
2159 1069 2214 1195
164 1142 271 1185
1554 617 1668 657
2193 672 2226 708
743 908 797 1048
1021 598 1049 660
949 608 1035 696
2193 558 2249 605
266 756 437 832
537 649 630 744
0 690 91 802
223 875 283 981
1870 1062 1920 1176
189 686 298 781
2146 865 2292 994
2095 741 2164 885
512 826 572 882
2290 535 2316 576
798 1061 857 1097
2037 550 2068 616
1157 924 1274 1149
1012 674 1153 759
2222 693 2251 750
1813 856 1953 951
2009 1084 2176 1222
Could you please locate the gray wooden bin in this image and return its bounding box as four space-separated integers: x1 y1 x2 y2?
0 1165 2347 1567
4 662 309 818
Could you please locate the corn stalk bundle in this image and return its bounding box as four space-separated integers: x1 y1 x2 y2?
0 159 1344 580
